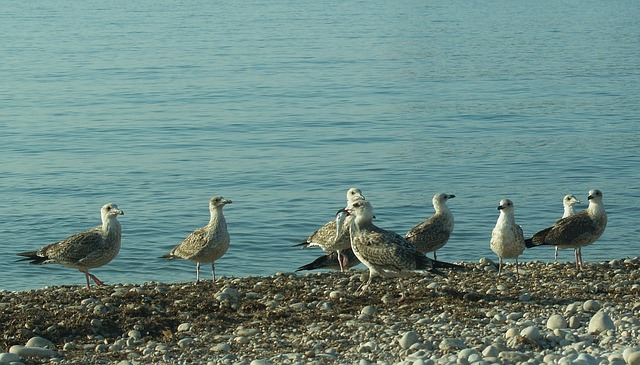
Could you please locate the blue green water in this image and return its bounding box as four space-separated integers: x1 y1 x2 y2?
1 0 638 291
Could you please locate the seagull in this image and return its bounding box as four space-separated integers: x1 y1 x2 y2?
526 189 607 270
554 194 581 263
295 188 365 272
295 248 361 272
490 199 526 278
341 199 448 298
405 193 455 260
161 196 232 282
17 203 124 288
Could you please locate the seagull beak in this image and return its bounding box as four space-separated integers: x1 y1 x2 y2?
449 194 456 199
587 194 594 200
115 209 124 215
223 199 233 205
336 208 350 216
497 205 504 210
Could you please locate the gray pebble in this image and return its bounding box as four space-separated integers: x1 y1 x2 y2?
250 360 272 365
128 329 142 340
439 338 466 352
583 300 602 312
361 306 377 316
237 328 260 336
178 337 193 348
0 352 21 363
212 343 231 352
499 351 530 363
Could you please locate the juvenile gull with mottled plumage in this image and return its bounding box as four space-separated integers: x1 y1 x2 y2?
490 199 525 278
526 189 607 270
554 194 581 264
405 193 455 260
295 188 365 272
342 199 441 298
17 203 124 288
161 196 232 282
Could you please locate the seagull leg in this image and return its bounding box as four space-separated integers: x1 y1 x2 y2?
515 258 520 280
82 270 91 288
576 248 583 270
498 258 503 275
433 251 438 261
196 262 201 283
211 262 216 281
337 251 345 272
554 247 559 263
88 272 104 286
80 269 104 287
341 254 350 273
357 272 373 295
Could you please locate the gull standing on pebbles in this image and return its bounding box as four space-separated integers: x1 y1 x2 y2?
295 188 365 272
526 189 607 270
161 196 232 282
341 200 439 298
490 199 526 278
405 193 455 260
17 203 124 288
554 194 581 263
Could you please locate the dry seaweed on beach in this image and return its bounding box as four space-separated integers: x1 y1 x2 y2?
1 259 639 365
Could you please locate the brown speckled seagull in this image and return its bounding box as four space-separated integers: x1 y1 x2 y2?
526 189 607 270
405 193 455 260
490 199 525 278
341 199 435 298
295 188 365 272
17 203 124 288
161 196 232 282
554 194 581 264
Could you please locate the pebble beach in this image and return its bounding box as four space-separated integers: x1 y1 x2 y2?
2 258 639 365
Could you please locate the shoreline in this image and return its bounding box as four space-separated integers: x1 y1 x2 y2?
1 258 639 365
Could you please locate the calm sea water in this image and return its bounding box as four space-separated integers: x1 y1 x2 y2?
1 0 638 291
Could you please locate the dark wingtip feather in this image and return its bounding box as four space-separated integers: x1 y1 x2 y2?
16 251 48 265
296 255 336 271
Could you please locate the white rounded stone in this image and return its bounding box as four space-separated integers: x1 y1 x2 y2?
9 345 55 358
588 310 615 334
623 348 640 362
398 331 420 350
520 326 541 341
177 323 191 332
26 336 53 348
547 314 568 330
482 345 499 358
627 351 640 365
